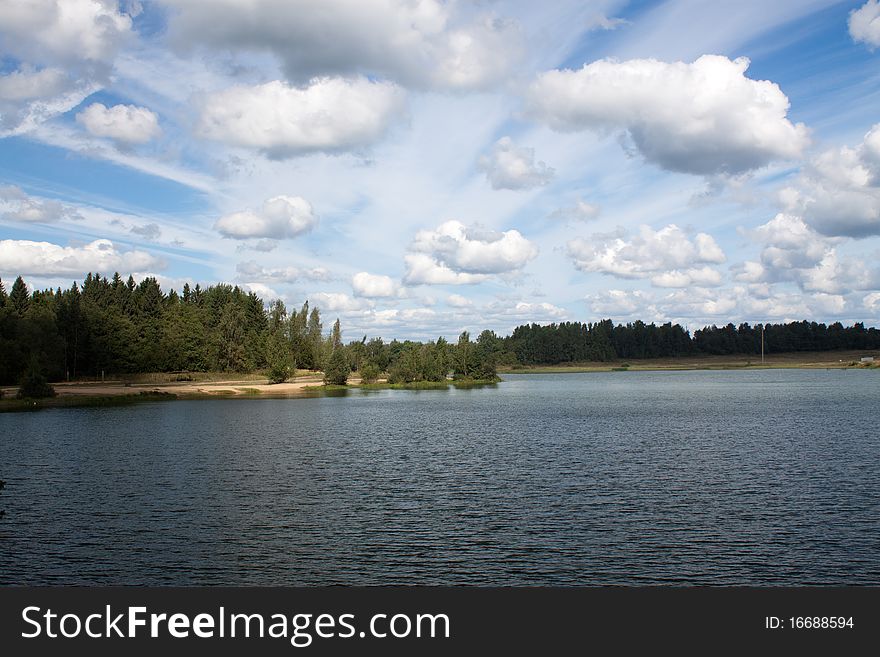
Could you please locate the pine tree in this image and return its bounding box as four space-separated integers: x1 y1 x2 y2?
266 331 294 383
9 276 30 315
323 347 350 385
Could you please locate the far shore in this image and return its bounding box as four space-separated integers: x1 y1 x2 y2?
501 349 879 373
1 350 876 412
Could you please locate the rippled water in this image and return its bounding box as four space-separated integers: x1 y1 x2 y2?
1 369 879 585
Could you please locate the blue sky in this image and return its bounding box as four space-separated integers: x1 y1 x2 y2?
1 0 880 340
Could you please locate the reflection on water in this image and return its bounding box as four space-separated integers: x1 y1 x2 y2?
1 369 878 585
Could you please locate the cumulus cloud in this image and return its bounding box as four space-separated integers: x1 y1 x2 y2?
241 281 282 301
0 185 81 223
782 124 880 238
484 299 567 321
567 224 725 288
850 1 880 49
526 55 808 175
0 238 160 277
198 77 406 158
0 1 136 134
734 213 879 295
446 293 473 308
76 103 162 145
0 0 134 66
548 198 600 222
587 289 658 317
403 253 489 286
478 136 554 190
216 196 317 240
236 261 332 283
161 0 522 90
408 220 538 278
310 291 373 313
0 67 68 102
352 271 400 298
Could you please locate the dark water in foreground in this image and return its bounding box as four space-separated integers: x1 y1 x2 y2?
1 369 878 585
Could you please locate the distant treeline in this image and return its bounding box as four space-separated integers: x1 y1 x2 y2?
1 273 878 388
507 319 880 365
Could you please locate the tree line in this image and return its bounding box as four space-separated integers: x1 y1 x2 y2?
2 274 878 393
0 274 499 392
506 319 880 365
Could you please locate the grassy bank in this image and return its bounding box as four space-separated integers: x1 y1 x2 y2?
0 391 178 413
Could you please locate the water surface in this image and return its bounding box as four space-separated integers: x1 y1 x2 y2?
1 369 878 585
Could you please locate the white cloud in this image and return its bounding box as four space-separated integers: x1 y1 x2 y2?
526 55 808 175
0 185 81 223
735 213 879 295
216 196 317 240
198 77 406 158
408 219 538 277
567 224 725 287
446 293 473 308
0 0 134 65
548 198 600 222
242 282 281 301
236 261 332 283
0 0 135 135
0 67 67 101
865 291 880 313
352 271 400 298
850 1 880 49
783 124 880 238
310 291 373 313
76 103 162 145
478 136 554 190
0 238 160 277
587 289 656 317
129 222 161 240
751 213 829 270
403 253 489 286
0 67 91 133
161 0 522 90
487 300 567 321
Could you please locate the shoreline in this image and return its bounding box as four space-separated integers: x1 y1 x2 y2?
1 350 875 412
501 349 879 374
0 375 501 412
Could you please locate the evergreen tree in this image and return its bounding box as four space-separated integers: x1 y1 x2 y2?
9 276 29 315
454 331 472 379
266 330 294 384
324 348 350 385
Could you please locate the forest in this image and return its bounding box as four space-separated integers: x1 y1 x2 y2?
1 273 879 393
0 274 499 391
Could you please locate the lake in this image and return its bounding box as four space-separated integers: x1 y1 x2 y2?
1 369 878 585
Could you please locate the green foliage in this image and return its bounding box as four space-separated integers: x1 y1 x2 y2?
358 362 381 384
17 359 56 399
266 331 294 384
323 348 350 385
2 273 880 388
9 276 30 315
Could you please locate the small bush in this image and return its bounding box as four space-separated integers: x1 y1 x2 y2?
359 362 380 384
17 362 55 399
